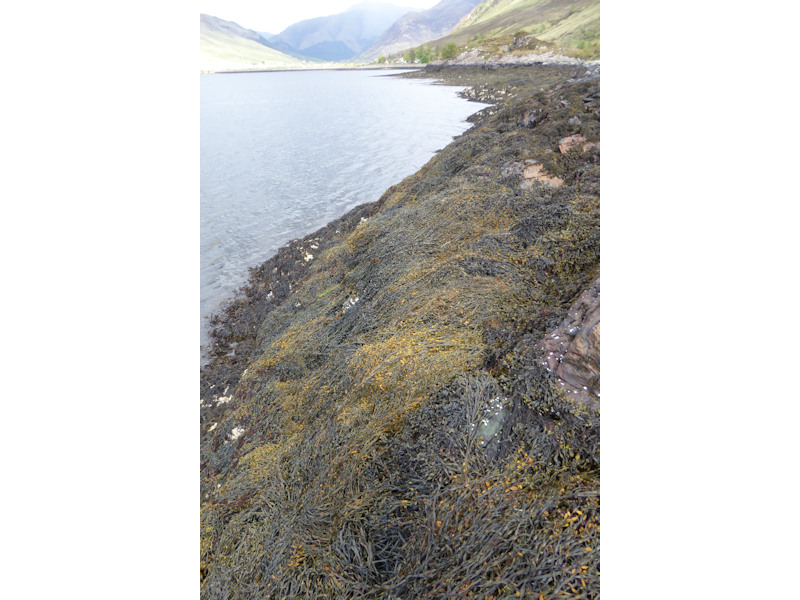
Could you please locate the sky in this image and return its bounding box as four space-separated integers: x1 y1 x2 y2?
198 0 442 35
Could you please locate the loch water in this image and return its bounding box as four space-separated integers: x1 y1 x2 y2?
200 69 488 354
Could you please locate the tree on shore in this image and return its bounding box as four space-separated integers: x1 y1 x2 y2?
440 42 458 60
414 45 433 64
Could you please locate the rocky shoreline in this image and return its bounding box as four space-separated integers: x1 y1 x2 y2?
200 61 600 406
200 202 379 404
433 48 600 71
201 61 600 599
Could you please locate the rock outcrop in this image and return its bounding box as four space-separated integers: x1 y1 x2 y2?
536 277 600 408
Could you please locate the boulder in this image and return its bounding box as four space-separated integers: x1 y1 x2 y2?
558 134 587 154
520 160 563 188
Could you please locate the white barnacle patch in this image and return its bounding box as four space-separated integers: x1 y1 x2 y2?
215 395 233 406
266 291 274 300
473 396 509 447
343 296 360 313
304 252 314 262
208 422 218 432
229 427 245 441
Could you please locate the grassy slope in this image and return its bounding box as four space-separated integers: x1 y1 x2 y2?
423 0 600 59
200 16 314 72
536 1 599 48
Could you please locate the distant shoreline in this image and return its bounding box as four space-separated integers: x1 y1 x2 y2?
200 65 424 76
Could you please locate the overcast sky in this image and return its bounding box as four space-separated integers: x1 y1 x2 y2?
198 0 443 35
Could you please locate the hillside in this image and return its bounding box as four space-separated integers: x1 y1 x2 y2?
200 14 314 72
269 1 415 62
359 0 481 61
201 62 600 598
400 0 599 60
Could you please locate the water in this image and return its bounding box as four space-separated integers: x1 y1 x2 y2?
200 69 488 352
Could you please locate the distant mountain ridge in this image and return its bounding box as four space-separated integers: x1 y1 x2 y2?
201 0 600 70
359 0 482 60
200 14 314 72
269 1 415 61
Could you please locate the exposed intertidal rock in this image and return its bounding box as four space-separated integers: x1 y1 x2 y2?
434 47 598 70
502 159 563 188
558 134 587 153
521 160 564 188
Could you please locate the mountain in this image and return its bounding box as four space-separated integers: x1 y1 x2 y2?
437 0 600 58
269 1 415 61
358 0 482 61
200 14 313 72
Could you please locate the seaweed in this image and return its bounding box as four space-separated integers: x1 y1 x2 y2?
201 63 600 599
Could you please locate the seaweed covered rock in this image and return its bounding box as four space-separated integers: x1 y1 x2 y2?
201 63 600 599
535 277 600 408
